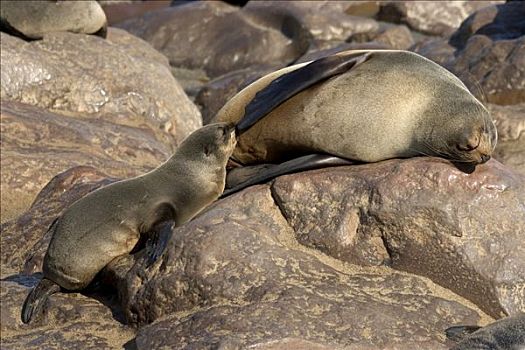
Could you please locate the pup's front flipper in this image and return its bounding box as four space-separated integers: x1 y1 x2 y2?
144 221 175 269
222 154 354 197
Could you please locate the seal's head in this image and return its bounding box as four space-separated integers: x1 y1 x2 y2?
420 97 497 165
175 122 237 166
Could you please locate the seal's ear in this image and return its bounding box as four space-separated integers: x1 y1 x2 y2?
236 51 372 134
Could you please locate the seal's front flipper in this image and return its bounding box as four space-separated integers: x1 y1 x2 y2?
144 221 175 269
236 51 372 133
445 325 483 342
21 277 61 324
222 154 354 198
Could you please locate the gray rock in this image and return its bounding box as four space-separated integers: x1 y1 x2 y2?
0 28 201 144
0 100 169 223
270 157 525 318
245 1 380 47
118 1 311 79
349 24 414 50
490 104 525 176
450 1 525 49
449 35 525 105
376 1 503 36
0 0 107 40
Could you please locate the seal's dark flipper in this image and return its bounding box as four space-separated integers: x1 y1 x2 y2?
236 51 372 133
445 325 483 342
21 277 61 324
144 221 175 269
222 154 354 198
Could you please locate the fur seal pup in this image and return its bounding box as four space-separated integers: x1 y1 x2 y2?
21 123 237 324
213 50 497 195
446 314 525 350
1 1 107 40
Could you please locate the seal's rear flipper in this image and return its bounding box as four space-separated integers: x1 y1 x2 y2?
144 221 175 269
222 154 354 198
445 325 483 342
21 277 61 324
236 51 372 133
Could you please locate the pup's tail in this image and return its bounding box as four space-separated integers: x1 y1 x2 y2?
21 277 60 324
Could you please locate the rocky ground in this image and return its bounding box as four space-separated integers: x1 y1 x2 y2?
1 1 524 349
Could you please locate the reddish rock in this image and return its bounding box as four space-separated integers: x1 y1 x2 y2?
0 101 169 222
118 1 311 79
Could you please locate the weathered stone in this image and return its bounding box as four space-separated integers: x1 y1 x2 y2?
0 100 169 223
0 0 107 40
101 0 171 25
297 42 389 64
411 37 456 66
450 1 525 49
245 1 379 47
349 24 414 50
489 103 525 176
271 158 525 318
0 277 134 349
118 1 311 79
376 1 503 36
449 35 525 105
0 166 117 277
0 28 201 143
106 187 491 347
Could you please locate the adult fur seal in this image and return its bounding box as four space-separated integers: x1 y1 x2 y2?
446 314 525 350
1 1 107 40
21 123 237 324
213 50 497 195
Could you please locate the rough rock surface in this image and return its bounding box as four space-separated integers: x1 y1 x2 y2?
0 166 117 277
0 0 107 40
118 1 311 80
449 35 524 105
0 276 134 349
0 100 169 223
489 103 525 176
0 28 201 144
349 24 414 50
245 1 379 49
450 1 525 49
104 184 492 348
376 1 503 36
271 158 524 318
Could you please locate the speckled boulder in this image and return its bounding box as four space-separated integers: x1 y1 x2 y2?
0 28 201 144
106 185 491 348
0 100 168 223
118 1 311 79
376 1 503 36
270 158 525 318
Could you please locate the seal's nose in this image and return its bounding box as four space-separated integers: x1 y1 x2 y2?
480 154 491 163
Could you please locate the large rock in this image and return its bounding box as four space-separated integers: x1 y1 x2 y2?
245 1 379 48
0 101 169 223
0 0 107 40
448 35 524 105
270 158 524 318
0 276 134 349
450 1 525 49
376 1 503 36
107 185 491 348
489 103 525 176
0 28 201 144
0 166 117 277
118 1 311 80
